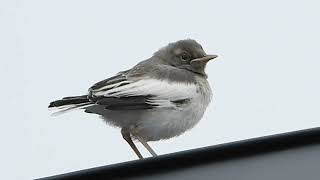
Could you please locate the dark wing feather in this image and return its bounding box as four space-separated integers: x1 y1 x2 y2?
89 70 130 92
94 96 156 110
86 69 157 111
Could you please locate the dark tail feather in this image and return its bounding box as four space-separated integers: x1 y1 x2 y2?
48 95 92 116
48 95 90 108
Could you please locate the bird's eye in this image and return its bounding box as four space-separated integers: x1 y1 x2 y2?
180 53 191 62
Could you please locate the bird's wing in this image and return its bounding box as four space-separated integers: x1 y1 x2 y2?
88 75 197 110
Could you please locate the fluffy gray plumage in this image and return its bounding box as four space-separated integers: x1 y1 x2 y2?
49 39 217 158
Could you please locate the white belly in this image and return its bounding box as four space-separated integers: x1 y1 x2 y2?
135 79 212 141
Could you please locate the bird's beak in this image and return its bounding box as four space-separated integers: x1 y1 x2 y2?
190 55 218 64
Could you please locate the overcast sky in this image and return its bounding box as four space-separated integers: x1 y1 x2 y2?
1 0 319 179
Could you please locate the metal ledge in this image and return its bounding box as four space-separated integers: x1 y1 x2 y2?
38 127 320 180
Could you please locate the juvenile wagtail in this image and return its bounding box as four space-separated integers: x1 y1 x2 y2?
49 39 218 159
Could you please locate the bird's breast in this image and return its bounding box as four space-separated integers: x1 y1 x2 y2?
136 78 212 141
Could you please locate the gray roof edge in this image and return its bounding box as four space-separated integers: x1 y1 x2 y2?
37 127 320 180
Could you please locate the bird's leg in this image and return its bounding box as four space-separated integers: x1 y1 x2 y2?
135 135 158 157
121 129 144 159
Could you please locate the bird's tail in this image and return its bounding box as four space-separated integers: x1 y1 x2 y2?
48 95 93 116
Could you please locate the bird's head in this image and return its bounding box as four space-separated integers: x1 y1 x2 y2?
154 39 218 76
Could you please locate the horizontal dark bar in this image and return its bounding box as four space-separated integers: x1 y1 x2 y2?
38 127 320 180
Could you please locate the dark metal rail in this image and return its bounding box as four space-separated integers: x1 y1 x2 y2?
37 127 320 180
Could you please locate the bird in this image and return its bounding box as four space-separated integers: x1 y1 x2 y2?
48 39 218 159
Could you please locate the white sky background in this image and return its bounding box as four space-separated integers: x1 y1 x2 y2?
1 0 319 179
